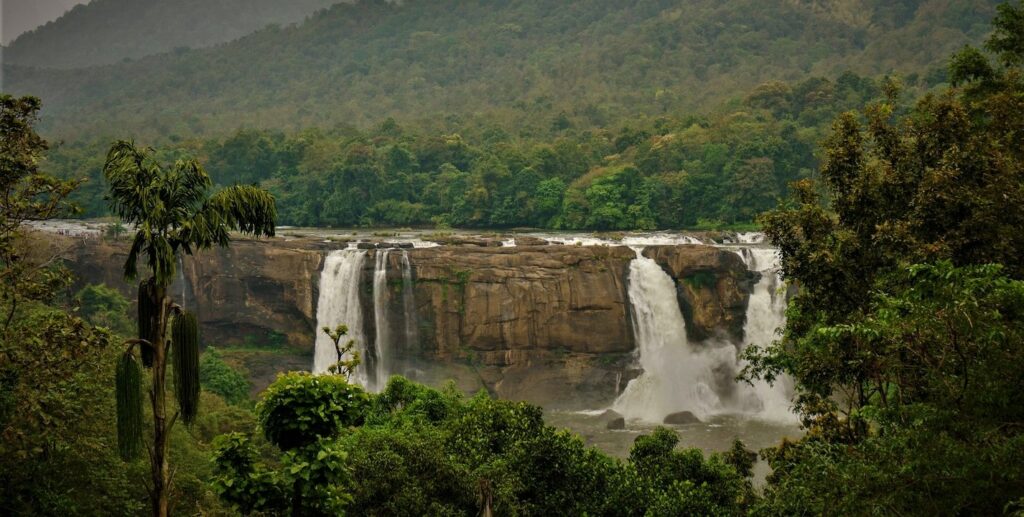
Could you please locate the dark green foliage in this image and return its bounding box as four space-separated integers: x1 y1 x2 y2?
104 140 277 286
630 427 749 513
216 374 362 515
256 372 369 451
1 304 146 516
754 265 1024 514
341 425 475 515
212 433 351 516
747 6 1024 512
172 310 200 425
75 283 132 336
46 69 883 230
136 278 157 367
115 350 143 461
0 94 80 313
199 347 250 405
221 376 751 516
752 1 1024 433
211 432 288 515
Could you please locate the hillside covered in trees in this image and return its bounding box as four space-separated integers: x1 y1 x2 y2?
4 0 999 142
1 0 341 69
50 70 884 229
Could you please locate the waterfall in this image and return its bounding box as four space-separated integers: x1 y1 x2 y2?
613 251 736 421
613 246 796 423
173 254 192 310
372 249 391 390
313 250 367 385
734 247 795 422
400 251 419 352
313 248 419 390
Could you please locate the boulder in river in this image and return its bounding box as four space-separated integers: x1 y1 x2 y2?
606 417 626 430
663 411 701 425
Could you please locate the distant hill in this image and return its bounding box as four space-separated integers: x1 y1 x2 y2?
3 0 998 141
2 0 342 68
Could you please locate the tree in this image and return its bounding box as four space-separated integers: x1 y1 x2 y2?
76 283 132 336
212 372 366 515
0 95 80 330
322 324 361 379
754 263 1024 514
105 140 276 517
752 7 1024 434
748 5 1024 512
0 95 146 514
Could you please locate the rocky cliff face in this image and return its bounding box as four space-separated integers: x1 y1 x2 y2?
372 245 638 408
643 245 754 342
51 233 753 407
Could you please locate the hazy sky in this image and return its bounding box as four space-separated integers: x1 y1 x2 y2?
2 0 88 44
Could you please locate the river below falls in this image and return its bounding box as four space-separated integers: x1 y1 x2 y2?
544 411 804 486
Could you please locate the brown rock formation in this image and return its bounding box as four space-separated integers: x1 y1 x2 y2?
642 245 753 341
48 232 754 408
357 245 639 408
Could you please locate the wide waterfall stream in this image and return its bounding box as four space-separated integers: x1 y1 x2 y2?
612 251 737 421
312 250 368 385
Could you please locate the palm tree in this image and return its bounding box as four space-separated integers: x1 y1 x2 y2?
106 140 275 517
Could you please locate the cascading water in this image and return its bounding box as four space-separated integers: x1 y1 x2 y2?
313 250 368 386
176 256 186 307
313 247 420 391
613 244 797 423
372 250 392 390
400 251 419 352
733 246 795 422
613 250 736 421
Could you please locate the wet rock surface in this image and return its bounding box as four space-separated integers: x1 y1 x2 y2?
663 411 701 424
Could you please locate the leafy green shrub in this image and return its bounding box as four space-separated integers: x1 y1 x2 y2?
217 375 752 515
199 347 251 405
75 283 132 335
257 372 369 451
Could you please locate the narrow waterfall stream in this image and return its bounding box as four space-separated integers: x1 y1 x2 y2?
313 250 368 385
734 247 793 421
314 248 420 391
371 250 391 390
400 251 419 352
172 254 193 310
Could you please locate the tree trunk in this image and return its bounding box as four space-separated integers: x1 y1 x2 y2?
150 285 170 517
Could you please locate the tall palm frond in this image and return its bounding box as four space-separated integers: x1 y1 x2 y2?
103 140 276 286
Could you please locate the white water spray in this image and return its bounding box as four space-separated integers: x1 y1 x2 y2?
313 250 368 386
613 251 736 421
613 245 797 423
734 247 795 422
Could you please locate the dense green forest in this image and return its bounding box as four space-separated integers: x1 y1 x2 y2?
5 0 998 141
1 0 340 68
50 71 886 229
